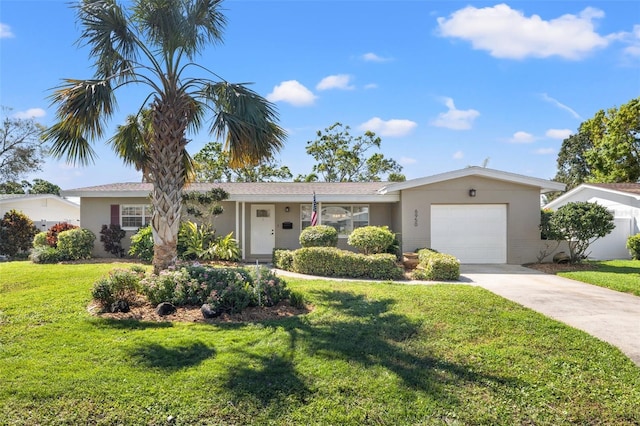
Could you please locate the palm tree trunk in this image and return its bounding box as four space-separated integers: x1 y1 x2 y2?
149 97 188 274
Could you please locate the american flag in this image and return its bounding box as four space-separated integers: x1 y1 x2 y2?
311 192 318 226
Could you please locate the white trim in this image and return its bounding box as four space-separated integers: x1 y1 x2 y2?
380 167 565 194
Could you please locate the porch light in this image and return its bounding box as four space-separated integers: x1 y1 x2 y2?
284 206 290 212
469 189 477 197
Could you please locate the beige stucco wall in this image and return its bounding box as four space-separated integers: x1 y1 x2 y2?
399 176 544 264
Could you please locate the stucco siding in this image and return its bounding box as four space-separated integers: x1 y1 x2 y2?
400 176 543 263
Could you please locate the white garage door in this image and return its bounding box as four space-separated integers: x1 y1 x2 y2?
431 204 507 263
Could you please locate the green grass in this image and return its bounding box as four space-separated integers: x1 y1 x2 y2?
1 261 639 425
558 260 640 296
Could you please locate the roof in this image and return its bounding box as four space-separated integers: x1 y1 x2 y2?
62 181 399 203
585 183 640 196
0 194 80 207
61 167 565 202
381 166 565 194
545 183 640 209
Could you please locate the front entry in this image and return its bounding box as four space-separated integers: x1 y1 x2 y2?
250 204 275 255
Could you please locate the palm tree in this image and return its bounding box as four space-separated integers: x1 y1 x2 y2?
44 0 286 273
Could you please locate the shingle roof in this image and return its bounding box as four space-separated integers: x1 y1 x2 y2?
586 183 640 196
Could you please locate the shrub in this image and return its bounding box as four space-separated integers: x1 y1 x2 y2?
248 266 290 307
0 209 38 257
46 222 78 248
292 247 403 280
299 225 338 248
91 268 142 309
129 226 154 262
140 266 254 314
57 228 95 260
627 233 640 260
417 248 439 263
413 252 460 281
208 232 241 261
178 221 214 260
100 224 127 257
347 225 395 255
273 249 294 270
29 246 62 264
33 231 48 248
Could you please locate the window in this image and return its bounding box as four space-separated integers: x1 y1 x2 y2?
121 205 152 229
300 204 369 236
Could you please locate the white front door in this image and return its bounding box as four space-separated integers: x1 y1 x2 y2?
250 204 275 255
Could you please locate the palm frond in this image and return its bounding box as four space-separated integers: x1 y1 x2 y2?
48 78 115 141
43 121 98 166
203 82 286 167
76 0 138 81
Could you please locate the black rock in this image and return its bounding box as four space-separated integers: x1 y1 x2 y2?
201 303 222 319
110 300 130 313
155 302 176 316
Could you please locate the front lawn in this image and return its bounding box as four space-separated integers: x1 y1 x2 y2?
557 260 640 296
1 262 639 425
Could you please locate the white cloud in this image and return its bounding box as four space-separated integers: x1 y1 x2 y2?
622 24 640 57
545 128 573 139
316 74 355 91
364 83 378 90
0 23 14 38
361 52 392 62
509 131 536 143
358 117 417 137
437 4 609 60
453 150 464 160
13 108 46 119
535 148 556 155
430 97 480 130
399 156 417 165
540 93 582 120
266 80 316 106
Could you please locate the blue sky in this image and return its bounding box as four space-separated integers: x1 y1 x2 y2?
1 0 639 190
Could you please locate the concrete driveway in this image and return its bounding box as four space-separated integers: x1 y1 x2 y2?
460 264 640 366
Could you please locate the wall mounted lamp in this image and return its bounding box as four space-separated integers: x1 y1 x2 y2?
284 206 290 212
468 189 477 197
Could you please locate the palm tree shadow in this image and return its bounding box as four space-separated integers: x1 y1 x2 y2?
128 341 215 370
287 290 522 398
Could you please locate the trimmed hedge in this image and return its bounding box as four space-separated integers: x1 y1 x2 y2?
273 248 294 270
299 225 338 247
347 225 395 255
413 249 460 281
627 233 640 260
57 228 95 260
291 247 403 280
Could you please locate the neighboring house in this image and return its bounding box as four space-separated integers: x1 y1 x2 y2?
0 194 80 233
544 183 640 260
62 167 564 264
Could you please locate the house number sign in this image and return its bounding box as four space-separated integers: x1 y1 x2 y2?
414 209 418 227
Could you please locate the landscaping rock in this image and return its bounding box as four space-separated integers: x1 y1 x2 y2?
201 303 222 319
155 302 176 316
553 252 570 264
110 300 130 313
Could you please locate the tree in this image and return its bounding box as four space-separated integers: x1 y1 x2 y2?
44 0 286 273
0 179 61 195
549 201 615 263
0 107 47 184
0 209 38 257
194 141 292 182
553 98 640 193
554 131 592 192
583 97 640 183
295 122 402 182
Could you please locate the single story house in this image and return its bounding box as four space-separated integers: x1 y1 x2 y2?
0 194 80 232
544 183 640 260
62 167 565 264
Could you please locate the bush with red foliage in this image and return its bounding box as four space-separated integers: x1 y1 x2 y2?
46 222 78 248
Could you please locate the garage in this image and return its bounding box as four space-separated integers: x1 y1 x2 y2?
431 204 507 263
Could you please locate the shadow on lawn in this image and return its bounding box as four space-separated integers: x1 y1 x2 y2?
219 289 523 412
128 341 215 370
92 318 174 330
